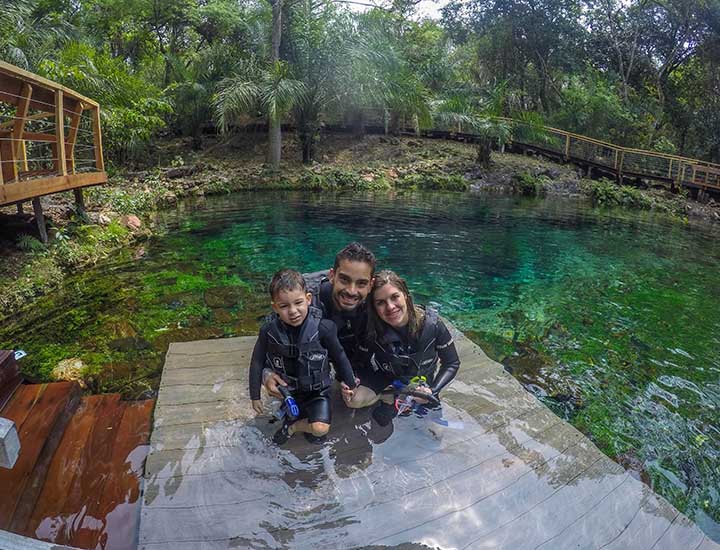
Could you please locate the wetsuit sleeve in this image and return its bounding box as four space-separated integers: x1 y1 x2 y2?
320 320 357 388
430 319 460 395
249 325 269 401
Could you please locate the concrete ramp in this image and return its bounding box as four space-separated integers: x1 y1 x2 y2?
138 331 718 549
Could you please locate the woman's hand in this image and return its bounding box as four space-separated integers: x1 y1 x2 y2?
263 372 287 398
251 399 264 414
412 385 433 405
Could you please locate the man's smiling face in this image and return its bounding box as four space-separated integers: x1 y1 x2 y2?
328 259 374 312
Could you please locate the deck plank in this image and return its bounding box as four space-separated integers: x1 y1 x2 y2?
0 382 80 531
139 334 719 550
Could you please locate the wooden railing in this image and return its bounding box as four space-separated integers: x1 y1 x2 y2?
0 60 107 209
492 117 720 191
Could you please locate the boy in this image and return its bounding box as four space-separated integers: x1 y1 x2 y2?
249 269 357 444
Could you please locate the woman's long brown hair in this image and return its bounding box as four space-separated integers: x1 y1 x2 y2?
367 270 425 342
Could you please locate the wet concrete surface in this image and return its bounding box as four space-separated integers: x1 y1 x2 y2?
138 332 718 550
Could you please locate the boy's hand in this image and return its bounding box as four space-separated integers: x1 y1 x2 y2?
263 372 287 398
252 400 264 414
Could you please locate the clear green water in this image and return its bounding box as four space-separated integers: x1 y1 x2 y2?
1 191 719 539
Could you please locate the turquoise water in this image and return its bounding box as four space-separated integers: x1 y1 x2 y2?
1 191 719 539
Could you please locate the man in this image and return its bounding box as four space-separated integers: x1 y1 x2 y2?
261 242 376 399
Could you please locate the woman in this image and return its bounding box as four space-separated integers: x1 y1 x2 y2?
342 270 460 425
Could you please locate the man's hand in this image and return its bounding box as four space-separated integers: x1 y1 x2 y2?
251 399 264 415
412 385 433 405
263 372 287 398
340 377 360 405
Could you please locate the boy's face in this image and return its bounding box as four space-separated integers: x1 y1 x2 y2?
328 259 374 312
272 288 312 327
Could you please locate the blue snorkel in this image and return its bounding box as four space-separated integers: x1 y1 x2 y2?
278 385 300 420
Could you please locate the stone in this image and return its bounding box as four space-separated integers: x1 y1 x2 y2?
52 358 87 389
164 165 197 179
121 214 142 231
0 417 20 469
212 308 234 324
204 286 241 308
102 319 138 339
108 336 151 352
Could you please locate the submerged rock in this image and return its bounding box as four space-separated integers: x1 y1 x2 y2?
52 358 87 389
108 336 151 352
152 326 224 352
204 286 241 308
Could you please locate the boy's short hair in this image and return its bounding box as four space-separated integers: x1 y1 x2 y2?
333 242 377 275
269 269 307 299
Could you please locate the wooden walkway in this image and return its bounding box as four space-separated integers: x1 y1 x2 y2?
0 380 154 550
139 331 719 550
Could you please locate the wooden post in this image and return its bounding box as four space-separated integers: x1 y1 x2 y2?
21 141 28 171
32 197 48 244
55 90 67 176
691 165 697 184
613 149 619 170
92 106 104 172
667 159 673 179
65 102 83 174
564 134 570 161
617 151 625 184
11 83 32 181
16 202 23 214
73 188 86 218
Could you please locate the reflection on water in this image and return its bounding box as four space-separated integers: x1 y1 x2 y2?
2 190 719 540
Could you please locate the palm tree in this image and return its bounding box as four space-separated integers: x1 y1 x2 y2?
0 0 74 70
213 59 305 171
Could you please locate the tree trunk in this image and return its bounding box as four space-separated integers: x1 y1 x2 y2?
351 109 365 139
267 0 283 171
476 139 492 167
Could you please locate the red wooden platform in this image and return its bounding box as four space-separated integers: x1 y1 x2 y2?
0 377 154 550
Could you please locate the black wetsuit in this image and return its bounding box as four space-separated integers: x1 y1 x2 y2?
249 313 357 424
357 309 460 396
309 276 368 366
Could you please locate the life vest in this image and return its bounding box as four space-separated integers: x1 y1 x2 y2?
304 271 366 356
369 308 440 381
264 307 331 392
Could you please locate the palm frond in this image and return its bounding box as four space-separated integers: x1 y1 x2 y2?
213 77 262 132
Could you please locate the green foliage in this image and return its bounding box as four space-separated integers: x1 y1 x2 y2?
397 173 469 191
512 172 549 196
16 234 45 253
582 178 684 216
550 70 639 145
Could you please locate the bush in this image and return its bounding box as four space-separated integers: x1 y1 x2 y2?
512 172 549 196
584 178 653 209
397 173 469 191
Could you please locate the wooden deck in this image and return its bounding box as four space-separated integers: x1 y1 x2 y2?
139 331 719 550
0 381 154 550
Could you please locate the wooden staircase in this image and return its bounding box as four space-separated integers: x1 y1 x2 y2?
0 359 154 550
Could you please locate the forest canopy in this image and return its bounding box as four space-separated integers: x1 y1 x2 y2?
1 0 718 165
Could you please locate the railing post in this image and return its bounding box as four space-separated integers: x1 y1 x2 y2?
564 134 570 161
617 150 625 184
55 90 67 176
12 83 32 181
667 159 673 179
65 102 83 174
92 106 105 172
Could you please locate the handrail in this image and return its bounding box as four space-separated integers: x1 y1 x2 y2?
487 116 720 191
0 61 106 209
